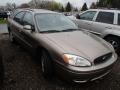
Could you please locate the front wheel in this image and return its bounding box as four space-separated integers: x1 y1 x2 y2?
41 50 54 79
105 36 120 53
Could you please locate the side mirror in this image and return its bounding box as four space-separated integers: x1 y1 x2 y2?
75 14 80 19
23 25 35 31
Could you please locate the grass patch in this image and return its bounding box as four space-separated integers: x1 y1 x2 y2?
0 18 7 24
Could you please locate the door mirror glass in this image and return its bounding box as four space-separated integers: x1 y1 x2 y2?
75 14 80 19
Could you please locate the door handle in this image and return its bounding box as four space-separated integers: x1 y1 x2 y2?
85 23 91 25
105 27 112 29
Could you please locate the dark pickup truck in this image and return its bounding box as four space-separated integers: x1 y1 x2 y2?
0 11 8 19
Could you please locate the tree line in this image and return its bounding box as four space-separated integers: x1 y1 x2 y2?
22 0 80 12
97 0 120 9
1 0 120 12
0 0 89 12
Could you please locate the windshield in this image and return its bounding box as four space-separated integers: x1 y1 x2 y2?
35 13 78 32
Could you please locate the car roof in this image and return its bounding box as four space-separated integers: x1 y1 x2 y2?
10 8 61 19
15 8 59 14
32 9 58 14
88 9 120 13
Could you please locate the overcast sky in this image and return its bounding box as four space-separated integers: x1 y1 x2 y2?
0 0 97 8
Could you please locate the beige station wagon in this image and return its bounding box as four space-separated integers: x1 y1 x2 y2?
7 9 117 83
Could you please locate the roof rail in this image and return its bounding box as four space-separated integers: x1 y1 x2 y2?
97 7 120 10
16 8 34 11
109 8 119 10
20 8 34 11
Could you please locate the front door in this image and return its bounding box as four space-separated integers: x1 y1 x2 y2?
76 11 97 31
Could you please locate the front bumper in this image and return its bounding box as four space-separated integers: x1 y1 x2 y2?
54 54 117 83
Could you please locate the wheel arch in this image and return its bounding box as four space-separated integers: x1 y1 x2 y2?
35 46 53 61
104 34 120 40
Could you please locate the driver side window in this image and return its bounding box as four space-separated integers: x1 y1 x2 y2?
23 12 34 26
80 11 97 21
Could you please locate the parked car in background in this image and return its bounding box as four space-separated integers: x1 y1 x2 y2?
7 9 117 83
69 9 120 53
0 11 8 19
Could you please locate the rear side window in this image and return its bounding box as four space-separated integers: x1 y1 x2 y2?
118 14 120 25
96 12 114 24
14 11 25 24
80 11 97 21
10 10 20 18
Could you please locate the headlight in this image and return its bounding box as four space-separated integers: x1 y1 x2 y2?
63 54 91 67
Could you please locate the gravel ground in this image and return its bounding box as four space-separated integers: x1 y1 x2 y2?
0 34 120 90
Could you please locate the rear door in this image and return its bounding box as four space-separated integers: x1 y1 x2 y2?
92 11 115 35
11 11 25 43
75 11 97 30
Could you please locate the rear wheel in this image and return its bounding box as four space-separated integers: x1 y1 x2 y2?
40 50 54 79
105 36 120 53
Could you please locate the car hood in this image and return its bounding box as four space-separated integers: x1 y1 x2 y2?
44 30 113 62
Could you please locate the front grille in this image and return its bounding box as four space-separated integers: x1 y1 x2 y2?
94 53 112 65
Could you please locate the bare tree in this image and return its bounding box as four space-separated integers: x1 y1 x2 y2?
5 3 17 10
28 0 62 11
29 0 48 8
6 3 13 10
12 3 17 9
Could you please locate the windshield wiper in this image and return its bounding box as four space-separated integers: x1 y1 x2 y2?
40 29 79 33
40 30 61 33
61 28 78 32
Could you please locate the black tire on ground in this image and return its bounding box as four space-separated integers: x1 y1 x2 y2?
105 36 120 54
40 50 54 79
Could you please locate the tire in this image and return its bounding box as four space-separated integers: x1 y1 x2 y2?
9 31 15 43
105 36 120 53
40 50 53 79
